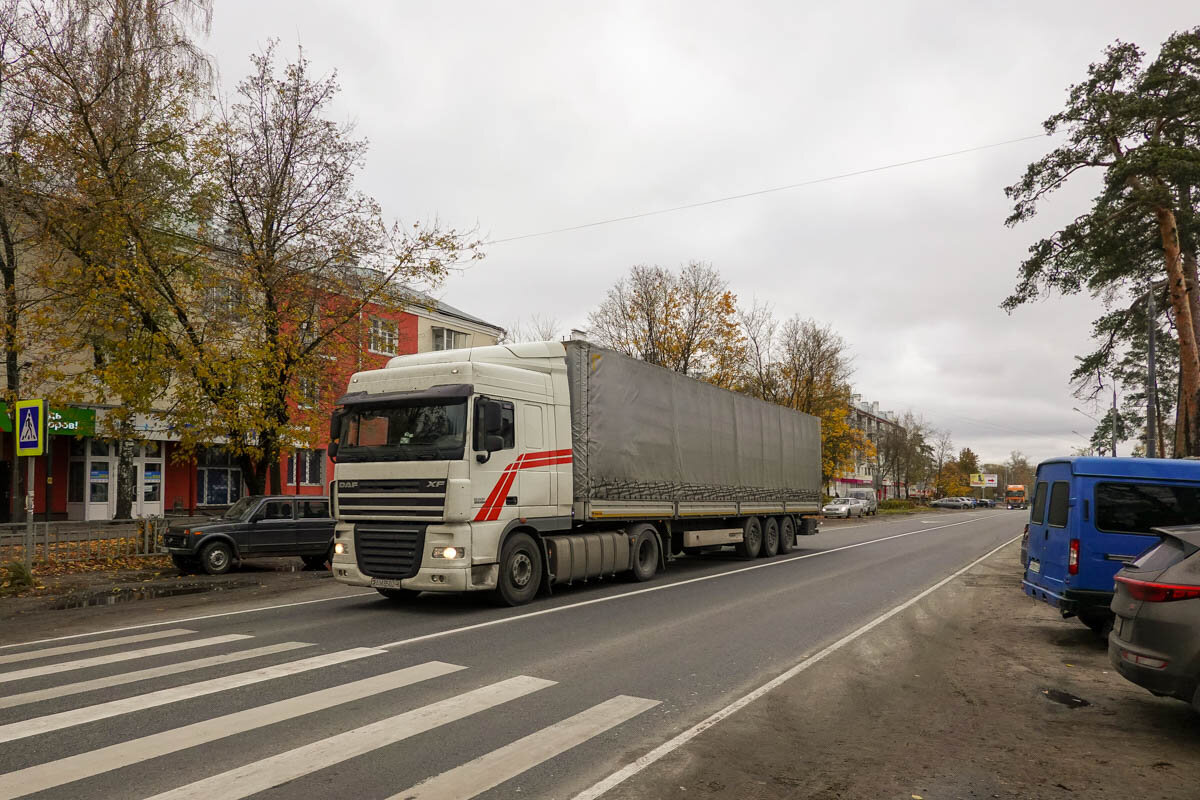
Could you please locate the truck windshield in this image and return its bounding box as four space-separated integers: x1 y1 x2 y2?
336 400 468 462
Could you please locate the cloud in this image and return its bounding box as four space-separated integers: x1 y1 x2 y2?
204 0 1197 465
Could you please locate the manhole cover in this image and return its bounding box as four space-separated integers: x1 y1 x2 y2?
1040 688 1090 708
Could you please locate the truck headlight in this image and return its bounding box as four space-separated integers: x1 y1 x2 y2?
334 542 346 555
432 546 465 559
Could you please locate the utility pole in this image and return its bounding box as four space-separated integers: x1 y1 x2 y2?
1146 280 1158 458
1111 378 1119 458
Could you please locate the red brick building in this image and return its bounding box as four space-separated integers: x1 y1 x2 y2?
1 298 502 521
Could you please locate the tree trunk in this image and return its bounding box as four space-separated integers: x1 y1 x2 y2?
1159 207 1200 457
240 453 265 497
114 432 137 520
2 214 19 523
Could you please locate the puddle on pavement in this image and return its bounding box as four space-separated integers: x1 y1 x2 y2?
1040 688 1091 708
51 583 238 609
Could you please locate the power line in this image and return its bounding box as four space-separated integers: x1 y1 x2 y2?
484 133 1047 245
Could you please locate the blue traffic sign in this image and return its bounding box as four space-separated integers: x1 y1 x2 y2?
16 399 46 456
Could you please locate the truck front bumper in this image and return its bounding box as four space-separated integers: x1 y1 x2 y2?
331 522 498 593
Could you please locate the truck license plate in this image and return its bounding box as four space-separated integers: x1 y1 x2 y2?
371 578 407 589
1028 559 1040 574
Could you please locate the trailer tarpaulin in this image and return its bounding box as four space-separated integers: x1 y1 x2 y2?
565 342 821 504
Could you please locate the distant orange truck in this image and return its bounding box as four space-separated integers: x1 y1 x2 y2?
1005 484 1027 509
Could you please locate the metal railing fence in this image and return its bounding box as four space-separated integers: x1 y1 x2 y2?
0 518 170 566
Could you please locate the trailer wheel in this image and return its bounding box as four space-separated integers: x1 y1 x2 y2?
760 517 780 558
735 517 762 559
777 517 795 554
493 532 543 606
629 524 660 581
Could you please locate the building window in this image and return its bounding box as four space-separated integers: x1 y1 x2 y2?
369 317 399 355
288 448 324 486
432 327 468 351
297 377 320 409
68 460 86 503
198 446 242 506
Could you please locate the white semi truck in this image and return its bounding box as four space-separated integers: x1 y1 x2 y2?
328 339 822 605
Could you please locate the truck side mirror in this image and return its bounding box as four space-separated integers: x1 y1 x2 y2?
328 441 339 461
483 401 502 434
486 434 503 453
329 409 346 442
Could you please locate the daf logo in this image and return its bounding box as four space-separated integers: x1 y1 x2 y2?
341 481 358 489
426 480 446 489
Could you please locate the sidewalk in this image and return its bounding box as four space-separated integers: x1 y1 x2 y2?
605 542 1200 800
0 558 334 625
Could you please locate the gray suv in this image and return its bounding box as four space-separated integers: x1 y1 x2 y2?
1109 525 1200 711
164 496 335 575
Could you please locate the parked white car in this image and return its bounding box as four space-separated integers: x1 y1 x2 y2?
822 498 864 518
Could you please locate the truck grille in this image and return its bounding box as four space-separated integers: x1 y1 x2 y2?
354 523 427 579
336 478 446 522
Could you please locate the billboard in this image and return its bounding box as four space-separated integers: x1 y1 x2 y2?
970 473 999 488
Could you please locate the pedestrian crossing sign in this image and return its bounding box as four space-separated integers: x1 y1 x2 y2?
16 399 46 456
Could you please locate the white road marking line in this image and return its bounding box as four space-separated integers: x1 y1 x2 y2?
144 675 557 800
391 695 661 800
0 592 376 651
0 647 384 744
375 514 1007 650
0 634 253 684
0 628 195 664
569 533 1022 800
0 641 313 709
0 661 465 800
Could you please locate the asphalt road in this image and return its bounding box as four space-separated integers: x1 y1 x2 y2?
0 510 1023 800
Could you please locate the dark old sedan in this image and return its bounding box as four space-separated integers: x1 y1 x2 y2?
1109 525 1200 711
164 495 335 575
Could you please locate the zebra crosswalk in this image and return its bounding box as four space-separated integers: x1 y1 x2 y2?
0 627 659 799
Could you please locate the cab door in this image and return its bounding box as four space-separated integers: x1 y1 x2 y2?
470 397 520 530
517 402 554 516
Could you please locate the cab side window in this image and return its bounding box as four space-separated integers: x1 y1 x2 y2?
499 402 515 449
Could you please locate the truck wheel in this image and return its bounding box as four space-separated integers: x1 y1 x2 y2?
493 532 542 606
629 524 660 581
377 588 420 602
760 517 780 558
777 517 795 554
301 554 327 570
735 517 762 559
199 541 233 575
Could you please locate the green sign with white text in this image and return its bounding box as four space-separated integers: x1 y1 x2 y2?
0 403 95 437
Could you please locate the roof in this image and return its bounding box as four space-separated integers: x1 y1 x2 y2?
1039 456 1200 481
413 294 504 334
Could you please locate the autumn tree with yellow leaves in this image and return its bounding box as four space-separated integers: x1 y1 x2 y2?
587 261 745 389
3 1 478 503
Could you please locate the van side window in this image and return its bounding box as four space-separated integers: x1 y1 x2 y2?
1030 482 1048 524
1095 482 1200 533
1047 482 1069 527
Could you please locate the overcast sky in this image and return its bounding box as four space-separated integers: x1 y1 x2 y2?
206 1 1197 465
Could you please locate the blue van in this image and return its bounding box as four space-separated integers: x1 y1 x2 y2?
1021 457 1200 633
